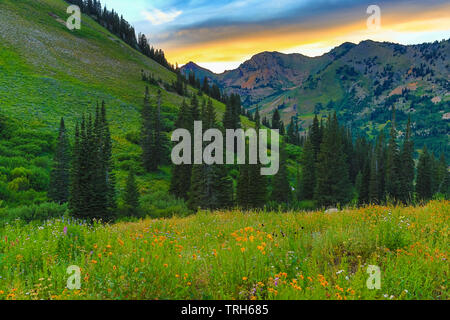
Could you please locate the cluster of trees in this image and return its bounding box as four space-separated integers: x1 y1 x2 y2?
137 34 174 71
299 109 449 207
48 89 449 221
168 94 292 211
141 88 166 173
67 0 174 71
185 72 223 101
49 103 116 221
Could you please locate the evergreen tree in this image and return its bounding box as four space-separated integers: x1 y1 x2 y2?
187 99 233 210
314 113 352 207
375 133 387 202
310 115 321 161
416 145 432 201
237 163 251 208
123 169 140 217
169 100 193 200
399 116 415 203
271 143 291 203
49 118 71 204
141 88 163 172
69 104 115 221
271 109 281 130
437 154 449 196
357 157 371 205
368 152 379 204
385 107 401 201
300 138 315 200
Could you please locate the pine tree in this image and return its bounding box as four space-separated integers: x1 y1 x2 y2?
375 133 387 202
310 115 321 161
69 104 115 221
223 94 241 130
49 118 71 204
187 99 233 210
236 163 251 208
287 117 296 144
271 109 281 130
399 116 415 203
142 88 163 172
170 100 193 200
437 154 449 196
385 107 401 202
300 138 315 200
416 145 432 201
357 157 371 205
271 143 291 203
69 121 81 214
368 151 379 204
314 113 351 207
124 169 140 217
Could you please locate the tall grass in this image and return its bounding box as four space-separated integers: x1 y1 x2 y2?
0 201 448 300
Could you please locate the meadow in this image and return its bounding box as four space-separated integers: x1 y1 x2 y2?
0 200 448 300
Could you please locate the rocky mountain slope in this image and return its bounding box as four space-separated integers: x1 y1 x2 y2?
182 40 450 156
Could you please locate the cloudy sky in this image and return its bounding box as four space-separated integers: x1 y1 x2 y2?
101 0 450 73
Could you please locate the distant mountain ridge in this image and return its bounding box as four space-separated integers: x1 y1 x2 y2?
182 39 450 157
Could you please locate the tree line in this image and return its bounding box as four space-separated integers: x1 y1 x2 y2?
49 90 449 221
66 0 175 71
298 108 449 207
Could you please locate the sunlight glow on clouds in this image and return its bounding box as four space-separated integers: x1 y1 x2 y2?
101 0 450 73
142 8 182 25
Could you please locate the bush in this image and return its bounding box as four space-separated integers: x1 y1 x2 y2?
139 190 190 219
8 177 30 192
11 167 32 179
0 202 68 223
28 166 50 191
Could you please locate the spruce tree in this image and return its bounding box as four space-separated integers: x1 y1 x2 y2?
124 169 140 217
49 118 71 204
310 115 321 161
271 143 291 204
385 107 401 202
437 154 449 196
300 138 315 200
69 104 116 221
170 100 193 200
399 116 415 203
368 152 379 204
375 134 387 202
271 109 281 130
416 145 432 201
314 113 351 207
357 157 371 205
237 163 251 208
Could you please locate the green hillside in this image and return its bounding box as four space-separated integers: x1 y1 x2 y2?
0 0 237 211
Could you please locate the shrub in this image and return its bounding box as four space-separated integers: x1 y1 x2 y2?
139 190 190 219
28 166 50 191
11 167 32 179
8 177 30 192
0 202 68 223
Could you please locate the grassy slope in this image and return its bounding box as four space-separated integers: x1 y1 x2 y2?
0 200 448 300
0 0 253 210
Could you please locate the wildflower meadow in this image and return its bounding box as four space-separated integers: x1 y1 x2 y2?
0 201 448 300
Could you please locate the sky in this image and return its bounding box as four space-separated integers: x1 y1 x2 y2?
101 0 450 73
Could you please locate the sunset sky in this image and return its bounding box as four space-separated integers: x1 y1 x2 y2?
101 0 450 73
